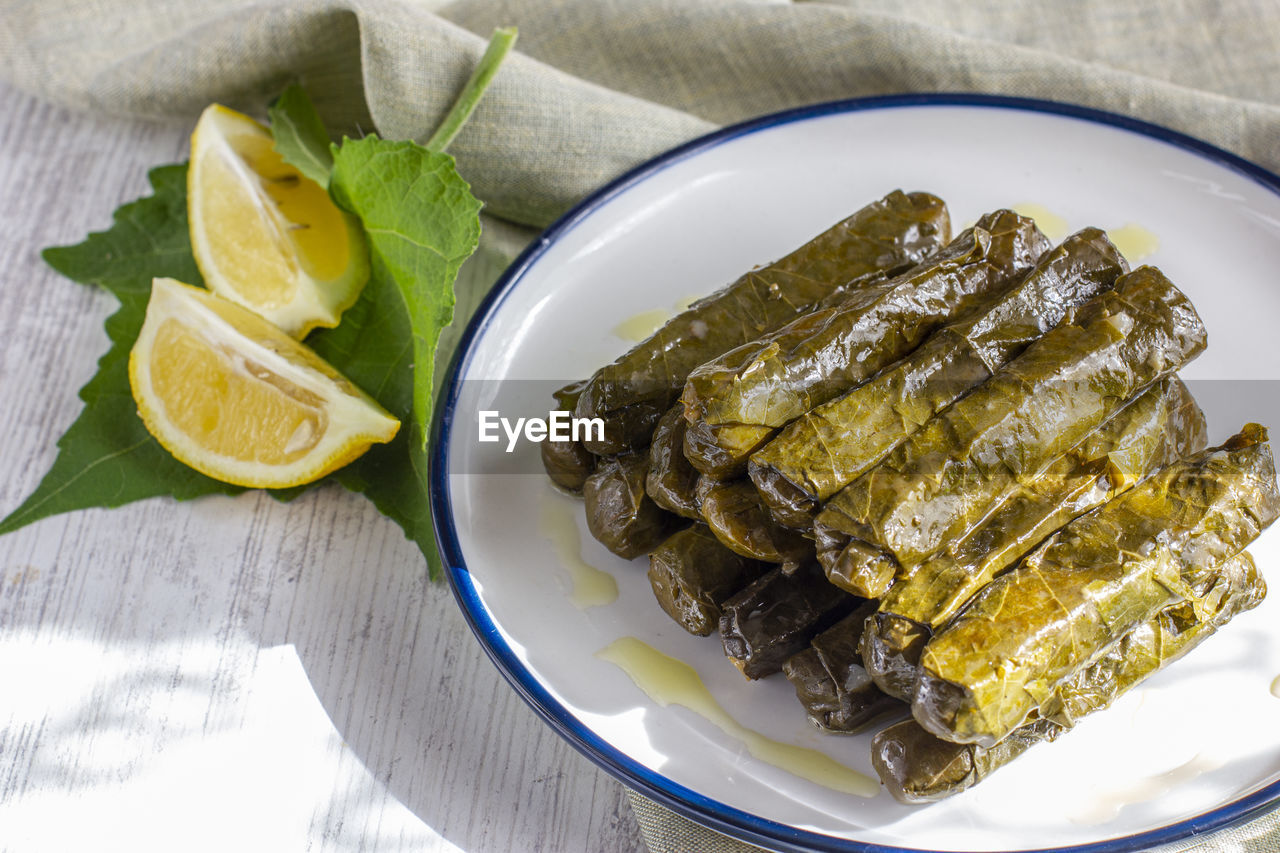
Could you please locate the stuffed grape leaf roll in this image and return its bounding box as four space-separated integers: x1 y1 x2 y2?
1040 551 1264 728
645 405 702 519
782 602 904 733
873 716 1059 805
680 209 1050 477
874 551 1264 803
647 524 769 636
697 476 814 565
573 190 950 454
815 265 1208 599
583 453 685 559
749 227 1128 528
541 380 597 493
720 562 858 679
914 424 1279 747
863 377 1206 700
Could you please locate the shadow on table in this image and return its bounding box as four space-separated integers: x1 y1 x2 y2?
0 482 639 852
251 486 644 852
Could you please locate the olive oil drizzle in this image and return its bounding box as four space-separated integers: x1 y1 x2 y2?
539 498 618 608
1107 223 1160 262
597 637 879 797
1012 203 1069 242
1069 754 1221 824
613 309 672 342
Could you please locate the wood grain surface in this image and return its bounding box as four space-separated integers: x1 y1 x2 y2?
0 81 641 853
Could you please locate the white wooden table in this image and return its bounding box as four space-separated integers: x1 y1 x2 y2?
0 81 642 853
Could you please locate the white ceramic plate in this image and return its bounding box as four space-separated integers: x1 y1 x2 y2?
432 96 1280 852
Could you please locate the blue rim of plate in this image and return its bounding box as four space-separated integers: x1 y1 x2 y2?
430 93 1280 853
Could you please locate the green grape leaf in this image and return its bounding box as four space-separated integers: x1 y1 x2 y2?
268 85 335 187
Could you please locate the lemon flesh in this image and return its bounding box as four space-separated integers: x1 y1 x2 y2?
130 277 399 489
188 104 368 338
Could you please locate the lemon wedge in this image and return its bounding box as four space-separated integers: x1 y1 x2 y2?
129 277 399 489
188 104 369 338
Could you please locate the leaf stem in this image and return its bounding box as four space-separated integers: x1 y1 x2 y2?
426 27 518 154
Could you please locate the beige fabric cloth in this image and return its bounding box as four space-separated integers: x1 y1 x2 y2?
3 1 1279 850
5 0 1280 230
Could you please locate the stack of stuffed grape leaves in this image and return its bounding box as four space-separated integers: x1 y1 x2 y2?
539 188 1280 803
